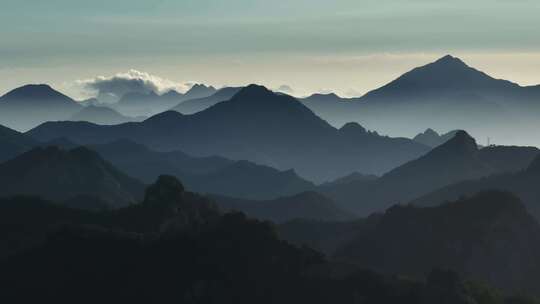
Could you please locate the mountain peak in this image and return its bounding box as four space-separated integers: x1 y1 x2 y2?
433 55 467 67
340 122 367 135
1 84 71 101
434 130 478 156
232 84 275 100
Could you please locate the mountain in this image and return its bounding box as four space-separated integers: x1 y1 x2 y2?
301 93 355 126
335 191 540 294
88 140 314 200
0 146 145 208
413 153 540 221
28 85 430 182
413 128 460 147
111 84 217 117
69 105 135 125
0 176 527 303
0 84 82 131
0 124 36 162
183 83 217 100
213 191 351 223
321 131 539 214
172 86 242 114
302 56 540 146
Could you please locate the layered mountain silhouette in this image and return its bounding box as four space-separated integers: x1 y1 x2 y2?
0 124 36 162
27 85 429 182
335 191 540 294
413 128 459 148
112 84 217 117
321 131 539 214
88 140 314 200
69 105 136 125
172 86 242 114
413 152 540 221
213 191 352 223
301 55 540 146
0 146 145 208
0 84 82 131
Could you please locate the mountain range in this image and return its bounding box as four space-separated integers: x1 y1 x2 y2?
0 146 145 208
87 140 315 200
69 105 137 125
321 131 539 214
334 191 540 294
412 152 540 221
113 84 217 116
27 85 430 182
302 55 540 146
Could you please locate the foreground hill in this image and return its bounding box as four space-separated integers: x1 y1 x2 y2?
335 191 540 295
0 176 532 303
0 84 82 131
27 85 430 182
0 124 36 162
213 191 352 223
89 140 314 200
0 146 145 208
321 131 539 214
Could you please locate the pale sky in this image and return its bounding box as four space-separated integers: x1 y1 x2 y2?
1 0 540 99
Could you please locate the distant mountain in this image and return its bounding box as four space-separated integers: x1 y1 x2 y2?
321 131 539 214
28 85 429 182
321 172 378 187
112 84 217 117
183 83 217 100
302 56 540 145
172 87 242 114
69 105 135 125
413 152 540 221
213 191 352 223
413 128 460 148
0 124 36 162
335 191 540 294
301 93 355 125
89 140 314 200
0 84 82 131
0 146 145 208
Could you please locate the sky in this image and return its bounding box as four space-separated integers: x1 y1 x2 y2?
1 0 540 99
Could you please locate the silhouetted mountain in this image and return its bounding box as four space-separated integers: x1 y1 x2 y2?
0 176 529 303
0 124 36 162
321 172 378 187
88 140 314 200
28 85 429 182
335 191 540 294
69 105 135 125
172 86 242 114
0 84 82 131
321 131 539 214
0 146 145 208
413 152 540 221
413 128 460 147
302 56 540 146
213 191 352 223
183 83 217 100
301 93 354 125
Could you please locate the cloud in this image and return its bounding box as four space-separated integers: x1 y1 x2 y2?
275 85 294 94
75 70 191 100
